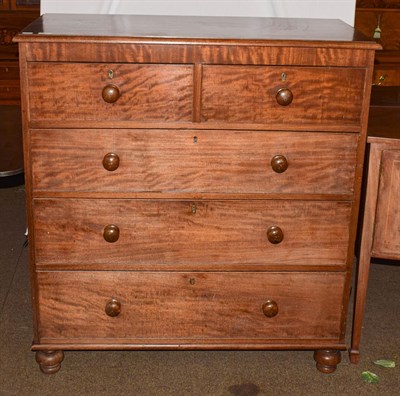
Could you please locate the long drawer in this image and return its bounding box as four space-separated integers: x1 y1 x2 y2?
36 271 345 343
30 129 358 194
27 62 193 122
202 66 365 127
33 199 351 268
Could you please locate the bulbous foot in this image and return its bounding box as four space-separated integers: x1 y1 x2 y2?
35 350 64 374
313 350 341 374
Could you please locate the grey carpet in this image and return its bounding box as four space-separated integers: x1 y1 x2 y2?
0 184 399 396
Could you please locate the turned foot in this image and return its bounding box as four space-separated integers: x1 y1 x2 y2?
35 350 64 374
313 350 341 374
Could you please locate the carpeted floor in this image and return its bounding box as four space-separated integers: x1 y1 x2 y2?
0 181 399 396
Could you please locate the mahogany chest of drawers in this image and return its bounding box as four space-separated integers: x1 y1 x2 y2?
15 14 379 374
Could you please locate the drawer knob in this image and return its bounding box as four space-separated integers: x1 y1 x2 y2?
271 155 288 173
267 226 284 244
105 298 121 317
103 224 120 243
103 153 120 172
276 88 293 106
102 84 120 103
262 300 279 318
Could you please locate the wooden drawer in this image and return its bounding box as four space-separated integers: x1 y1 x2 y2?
0 79 20 101
0 62 20 80
27 62 193 122
373 67 400 87
30 129 359 195
33 199 352 269
36 271 345 343
201 66 365 128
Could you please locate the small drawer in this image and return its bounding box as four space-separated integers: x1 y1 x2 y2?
0 80 20 101
27 62 193 123
0 63 20 80
372 68 400 87
33 199 352 269
37 271 345 343
201 66 365 128
30 129 358 195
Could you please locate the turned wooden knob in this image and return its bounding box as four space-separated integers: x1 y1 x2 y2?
102 84 120 103
271 155 288 173
276 88 293 106
267 226 284 244
103 153 120 171
103 224 120 243
262 300 279 318
105 298 121 317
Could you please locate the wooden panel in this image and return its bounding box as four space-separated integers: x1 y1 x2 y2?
20 42 372 68
11 0 40 10
202 66 365 127
36 271 345 342
0 62 19 80
27 62 193 122
0 62 20 102
355 10 400 51
372 149 400 257
373 66 400 86
33 199 352 268
30 129 359 195
0 105 23 173
0 12 39 61
0 79 20 102
0 1 10 11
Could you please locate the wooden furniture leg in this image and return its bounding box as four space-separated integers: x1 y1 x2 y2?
349 144 380 363
314 350 342 373
35 350 64 374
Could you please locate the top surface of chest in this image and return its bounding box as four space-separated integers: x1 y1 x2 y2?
17 14 372 44
15 15 380 70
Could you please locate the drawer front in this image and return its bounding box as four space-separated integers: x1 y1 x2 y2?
0 80 20 101
30 129 358 195
0 63 20 80
202 66 365 127
33 199 351 268
37 271 345 342
27 62 193 122
373 68 400 87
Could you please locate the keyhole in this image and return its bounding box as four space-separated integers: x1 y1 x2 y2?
193 136 198 144
189 278 196 285
281 72 287 82
108 69 114 79
191 204 197 214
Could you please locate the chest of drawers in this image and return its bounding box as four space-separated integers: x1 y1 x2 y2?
15 14 379 374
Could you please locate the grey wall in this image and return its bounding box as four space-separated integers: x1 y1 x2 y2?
40 0 356 26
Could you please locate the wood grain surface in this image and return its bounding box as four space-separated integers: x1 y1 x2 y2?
36 270 345 342
30 129 359 195
27 62 193 122
372 149 400 258
14 13 379 371
202 66 365 126
33 198 352 268
21 42 373 68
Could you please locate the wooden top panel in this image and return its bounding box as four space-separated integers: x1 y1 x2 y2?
15 13 379 48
